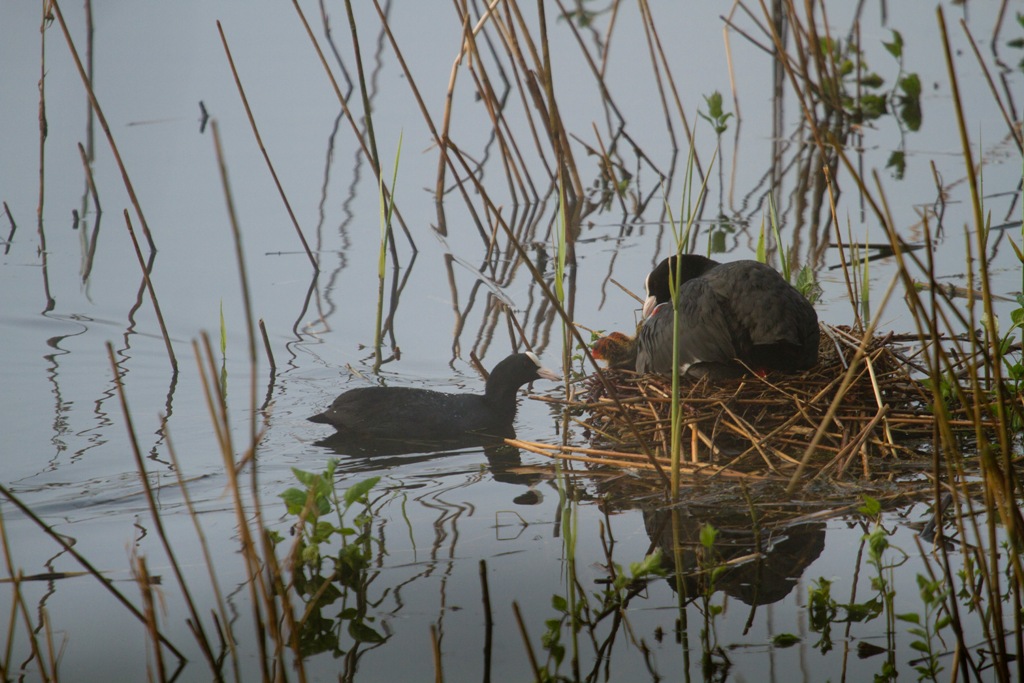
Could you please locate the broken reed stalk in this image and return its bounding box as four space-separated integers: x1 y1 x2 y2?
479 559 494 678
77 142 102 281
258 317 277 373
430 625 443 683
76 140 101 215
511 601 542 680
216 21 319 273
123 211 177 371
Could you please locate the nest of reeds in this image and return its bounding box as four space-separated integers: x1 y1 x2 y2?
524 324 1023 483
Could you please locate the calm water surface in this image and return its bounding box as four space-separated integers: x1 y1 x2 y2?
1 1 1022 680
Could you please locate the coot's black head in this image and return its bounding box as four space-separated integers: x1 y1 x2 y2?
642 255 721 318
486 352 560 398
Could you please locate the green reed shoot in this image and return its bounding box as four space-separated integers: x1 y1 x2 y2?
373 131 402 373
664 138 714 500
219 300 229 397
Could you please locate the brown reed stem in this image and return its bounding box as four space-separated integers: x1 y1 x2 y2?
123 211 177 371
292 0 416 253
216 21 319 273
0 510 48 682
0 480 185 663
959 19 1023 153
107 342 216 670
194 335 272 681
258 318 277 373
49 0 156 251
479 559 494 683
786 273 900 494
511 601 542 679
133 556 166 682
162 419 242 683
431 624 444 683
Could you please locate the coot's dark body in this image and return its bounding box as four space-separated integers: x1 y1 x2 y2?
308 352 559 439
635 255 818 379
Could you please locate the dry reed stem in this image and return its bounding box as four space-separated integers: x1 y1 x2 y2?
216 22 319 273
133 556 166 682
107 343 219 670
123 211 177 370
511 601 542 679
50 0 155 252
292 0 416 253
161 419 242 682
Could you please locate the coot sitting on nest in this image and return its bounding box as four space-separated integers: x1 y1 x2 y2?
308 352 560 440
635 255 819 379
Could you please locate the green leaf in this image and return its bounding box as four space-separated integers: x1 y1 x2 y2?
886 150 906 180
281 487 311 515
699 523 718 549
859 94 887 120
772 633 800 647
629 550 665 579
703 91 722 118
348 621 385 644
859 495 881 517
896 612 921 624
291 467 319 489
899 73 922 98
860 73 885 89
551 594 568 612
883 30 904 58
301 544 319 564
343 476 381 508
909 641 931 653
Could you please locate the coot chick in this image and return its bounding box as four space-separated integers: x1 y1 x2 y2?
635 255 818 379
308 352 560 439
591 332 638 370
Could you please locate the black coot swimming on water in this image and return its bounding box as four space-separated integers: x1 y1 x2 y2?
635 255 819 379
308 352 560 440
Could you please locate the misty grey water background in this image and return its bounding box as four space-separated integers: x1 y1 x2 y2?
1 1 1022 680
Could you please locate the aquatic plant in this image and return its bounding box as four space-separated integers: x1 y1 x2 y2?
274 463 385 655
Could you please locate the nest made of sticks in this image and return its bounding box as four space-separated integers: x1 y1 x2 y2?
528 324 1022 482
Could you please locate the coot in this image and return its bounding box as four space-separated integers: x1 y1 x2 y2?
591 332 638 370
635 255 818 379
308 352 560 439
